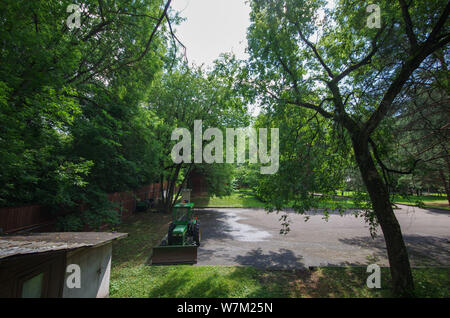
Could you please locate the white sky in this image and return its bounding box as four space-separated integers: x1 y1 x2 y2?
170 0 251 68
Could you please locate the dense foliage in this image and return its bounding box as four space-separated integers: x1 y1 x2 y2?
145 58 249 212
1 0 448 297
0 0 173 228
244 0 449 295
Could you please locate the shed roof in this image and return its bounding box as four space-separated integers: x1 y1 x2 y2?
0 232 127 260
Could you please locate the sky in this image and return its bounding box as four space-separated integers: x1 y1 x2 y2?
170 0 251 68
168 1 335 117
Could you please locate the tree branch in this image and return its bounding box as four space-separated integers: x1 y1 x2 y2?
426 0 450 43
276 57 337 120
172 164 193 205
121 0 172 67
286 99 334 119
277 56 303 97
398 0 418 50
370 138 420 175
295 24 335 79
333 26 386 83
165 11 188 67
75 0 172 84
363 32 450 138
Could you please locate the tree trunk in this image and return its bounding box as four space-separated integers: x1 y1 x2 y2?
159 174 168 212
352 137 415 296
439 169 450 206
162 164 183 213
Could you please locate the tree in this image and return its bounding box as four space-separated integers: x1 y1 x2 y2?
392 65 449 203
0 0 175 228
190 163 236 198
243 109 352 216
246 0 449 295
146 59 249 213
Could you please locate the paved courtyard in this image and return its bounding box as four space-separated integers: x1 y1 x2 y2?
196 205 450 268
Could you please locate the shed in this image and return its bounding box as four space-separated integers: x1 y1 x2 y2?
0 232 127 298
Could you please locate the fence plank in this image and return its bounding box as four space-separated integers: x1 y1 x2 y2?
0 182 168 234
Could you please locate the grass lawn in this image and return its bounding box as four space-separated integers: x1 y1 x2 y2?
191 188 357 209
333 191 449 211
110 211 172 269
191 189 266 208
192 189 449 211
109 209 450 298
391 195 449 211
313 191 449 211
110 265 449 298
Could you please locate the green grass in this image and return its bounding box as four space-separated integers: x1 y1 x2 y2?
391 195 449 211
192 189 359 209
110 264 450 298
109 209 450 298
110 211 172 269
191 189 266 208
335 192 449 211
192 189 449 211
110 265 289 298
291 267 450 298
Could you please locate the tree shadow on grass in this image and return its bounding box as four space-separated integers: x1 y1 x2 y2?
145 266 309 298
145 267 236 298
290 266 393 298
144 264 449 298
143 264 390 298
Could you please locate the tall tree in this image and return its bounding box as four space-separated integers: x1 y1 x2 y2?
0 0 175 228
393 64 449 203
146 59 249 212
246 0 449 295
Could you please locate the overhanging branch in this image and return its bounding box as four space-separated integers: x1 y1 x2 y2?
295 23 335 79
333 26 386 83
398 0 418 50
370 138 420 175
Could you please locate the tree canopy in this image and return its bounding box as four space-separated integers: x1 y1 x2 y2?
0 0 173 226
145 58 250 212
0 0 448 297
245 0 449 295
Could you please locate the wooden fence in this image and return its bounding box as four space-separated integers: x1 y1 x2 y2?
0 182 168 234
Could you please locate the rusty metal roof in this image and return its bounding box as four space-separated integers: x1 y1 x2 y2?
0 232 127 260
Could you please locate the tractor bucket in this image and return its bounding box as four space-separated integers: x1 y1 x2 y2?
151 245 198 265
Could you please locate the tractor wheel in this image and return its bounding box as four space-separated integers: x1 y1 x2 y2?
193 222 201 246
167 222 175 245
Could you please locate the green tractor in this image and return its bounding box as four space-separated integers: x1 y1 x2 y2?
151 202 201 265
168 202 201 246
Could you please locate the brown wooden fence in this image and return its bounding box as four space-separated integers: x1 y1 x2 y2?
0 205 54 234
0 181 169 234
